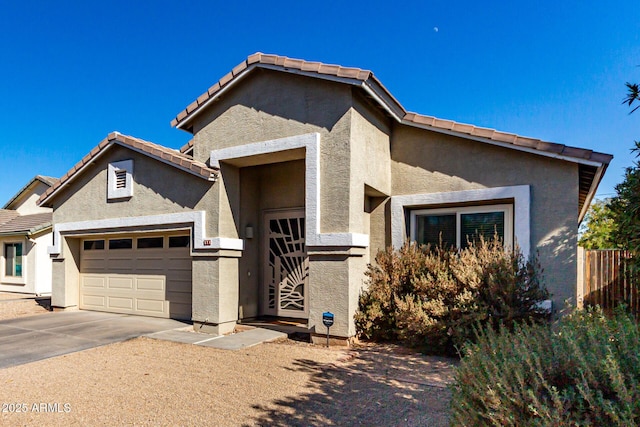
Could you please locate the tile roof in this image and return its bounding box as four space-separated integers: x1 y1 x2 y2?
0 212 52 235
172 53 612 167
180 138 195 154
38 132 218 206
36 175 58 187
0 209 19 226
3 175 58 209
402 113 613 165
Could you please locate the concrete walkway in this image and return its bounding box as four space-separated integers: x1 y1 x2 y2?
145 327 287 350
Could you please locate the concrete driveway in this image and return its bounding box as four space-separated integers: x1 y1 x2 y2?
0 311 188 369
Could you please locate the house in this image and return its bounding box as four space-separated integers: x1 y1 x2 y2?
1 176 56 295
37 53 612 343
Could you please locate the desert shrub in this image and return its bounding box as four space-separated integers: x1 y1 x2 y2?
354 237 550 355
451 306 640 426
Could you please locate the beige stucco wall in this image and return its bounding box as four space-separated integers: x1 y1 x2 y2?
190 69 354 235
349 94 392 262
192 256 239 334
10 181 52 215
51 237 80 308
51 146 218 234
391 124 580 309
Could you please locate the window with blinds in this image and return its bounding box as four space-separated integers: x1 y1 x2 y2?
410 204 513 250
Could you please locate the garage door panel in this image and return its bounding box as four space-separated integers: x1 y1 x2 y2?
82 276 107 289
166 290 192 303
81 259 106 273
166 279 191 290
136 276 165 291
167 270 191 281
81 294 106 309
80 233 192 320
108 277 135 290
136 257 164 271
167 257 191 268
107 297 134 310
107 259 135 270
136 299 167 314
169 302 191 319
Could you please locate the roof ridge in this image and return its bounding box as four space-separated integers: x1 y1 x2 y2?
171 52 373 129
169 52 611 166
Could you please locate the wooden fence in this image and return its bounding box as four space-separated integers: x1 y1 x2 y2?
580 249 639 317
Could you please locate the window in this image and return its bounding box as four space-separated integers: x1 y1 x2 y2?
5 243 23 277
107 159 133 200
410 204 513 249
83 240 105 250
108 238 133 250
137 237 164 249
169 236 190 248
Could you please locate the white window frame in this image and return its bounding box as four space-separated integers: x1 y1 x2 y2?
391 186 530 259
2 240 26 284
410 204 514 249
107 159 134 200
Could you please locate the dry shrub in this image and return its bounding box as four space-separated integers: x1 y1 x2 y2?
354 237 550 355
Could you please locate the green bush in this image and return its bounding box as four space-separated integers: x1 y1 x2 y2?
354 237 550 355
451 307 640 426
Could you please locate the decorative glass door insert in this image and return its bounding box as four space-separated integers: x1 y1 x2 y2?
263 210 308 318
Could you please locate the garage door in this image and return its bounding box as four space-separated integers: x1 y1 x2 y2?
80 233 192 320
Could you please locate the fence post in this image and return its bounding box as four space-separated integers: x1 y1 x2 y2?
577 246 585 309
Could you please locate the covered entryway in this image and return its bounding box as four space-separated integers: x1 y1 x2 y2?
79 232 192 320
263 209 309 319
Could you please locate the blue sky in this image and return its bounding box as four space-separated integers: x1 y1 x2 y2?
1 1 638 205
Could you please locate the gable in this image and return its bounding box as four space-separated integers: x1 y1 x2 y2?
39 132 217 208
4 176 55 215
186 69 355 161
48 145 216 224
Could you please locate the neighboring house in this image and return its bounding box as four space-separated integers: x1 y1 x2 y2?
37 53 612 343
1 176 56 295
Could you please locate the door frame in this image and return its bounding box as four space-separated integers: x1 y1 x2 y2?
261 208 308 318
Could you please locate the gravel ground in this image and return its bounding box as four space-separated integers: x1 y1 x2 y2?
0 294 51 320
0 297 455 426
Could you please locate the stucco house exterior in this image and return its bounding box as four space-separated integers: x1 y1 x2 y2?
38 53 611 342
1 176 56 295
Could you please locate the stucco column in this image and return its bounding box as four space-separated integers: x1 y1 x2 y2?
192 255 240 335
307 250 367 342
51 237 80 310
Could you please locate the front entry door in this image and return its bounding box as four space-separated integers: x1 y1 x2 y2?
263 209 309 318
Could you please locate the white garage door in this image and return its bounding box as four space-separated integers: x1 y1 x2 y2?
80 233 192 320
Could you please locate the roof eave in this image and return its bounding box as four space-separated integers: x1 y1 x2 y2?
3 177 42 209
578 163 609 224
400 119 608 167
175 63 258 132
0 224 52 237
